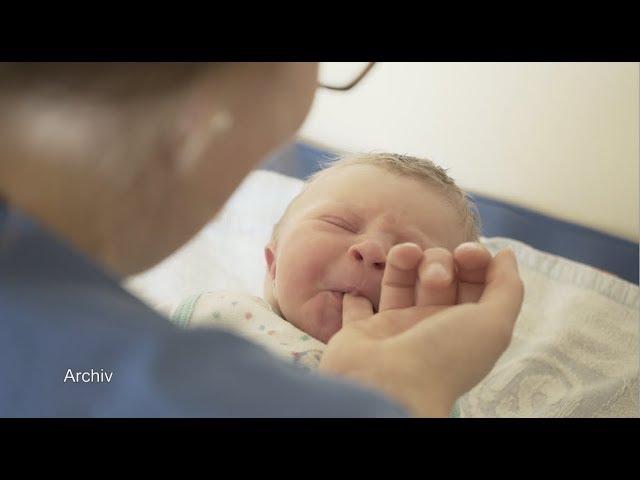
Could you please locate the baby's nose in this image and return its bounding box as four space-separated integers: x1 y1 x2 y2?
348 239 387 270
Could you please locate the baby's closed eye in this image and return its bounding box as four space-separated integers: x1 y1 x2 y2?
319 216 359 233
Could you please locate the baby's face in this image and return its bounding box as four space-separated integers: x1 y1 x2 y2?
265 165 466 343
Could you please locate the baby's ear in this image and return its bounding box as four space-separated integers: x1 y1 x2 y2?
264 244 277 280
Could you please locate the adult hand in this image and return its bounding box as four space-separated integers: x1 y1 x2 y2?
319 245 524 417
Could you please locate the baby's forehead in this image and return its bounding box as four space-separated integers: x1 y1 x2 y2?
288 171 462 244
302 164 446 208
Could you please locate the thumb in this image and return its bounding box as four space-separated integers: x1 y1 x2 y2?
478 248 524 332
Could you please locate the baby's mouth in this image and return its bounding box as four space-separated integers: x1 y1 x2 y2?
329 289 378 313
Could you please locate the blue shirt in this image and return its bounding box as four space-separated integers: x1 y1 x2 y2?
0 200 407 417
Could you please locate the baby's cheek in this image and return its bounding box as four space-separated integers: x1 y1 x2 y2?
283 252 326 290
280 237 335 293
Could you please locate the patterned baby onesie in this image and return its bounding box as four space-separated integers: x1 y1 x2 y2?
170 290 460 417
171 291 325 370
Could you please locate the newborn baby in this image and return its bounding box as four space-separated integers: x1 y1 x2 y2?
172 153 491 376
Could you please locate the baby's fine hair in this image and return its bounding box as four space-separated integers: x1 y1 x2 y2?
271 152 481 244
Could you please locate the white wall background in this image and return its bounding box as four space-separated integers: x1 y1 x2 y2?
300 62 639 242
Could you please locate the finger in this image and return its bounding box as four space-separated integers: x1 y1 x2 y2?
457 283 485 304
454 242 492 283
478 248 525 333
402 249 523 344
342 292 374 325
416 248 457 306
379 243 423 312
454 242 493 303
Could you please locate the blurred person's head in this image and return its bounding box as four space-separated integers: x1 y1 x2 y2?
0 63 318 275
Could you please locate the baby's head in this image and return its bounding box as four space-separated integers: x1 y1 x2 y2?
263 153 480 343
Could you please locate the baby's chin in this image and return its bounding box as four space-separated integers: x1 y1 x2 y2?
283 290 344 344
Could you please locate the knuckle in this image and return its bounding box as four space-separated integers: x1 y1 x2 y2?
423 247 451 259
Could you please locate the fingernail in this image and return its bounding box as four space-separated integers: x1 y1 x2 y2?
424 263 449 281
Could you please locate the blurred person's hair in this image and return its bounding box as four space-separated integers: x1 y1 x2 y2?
0 63 215 100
